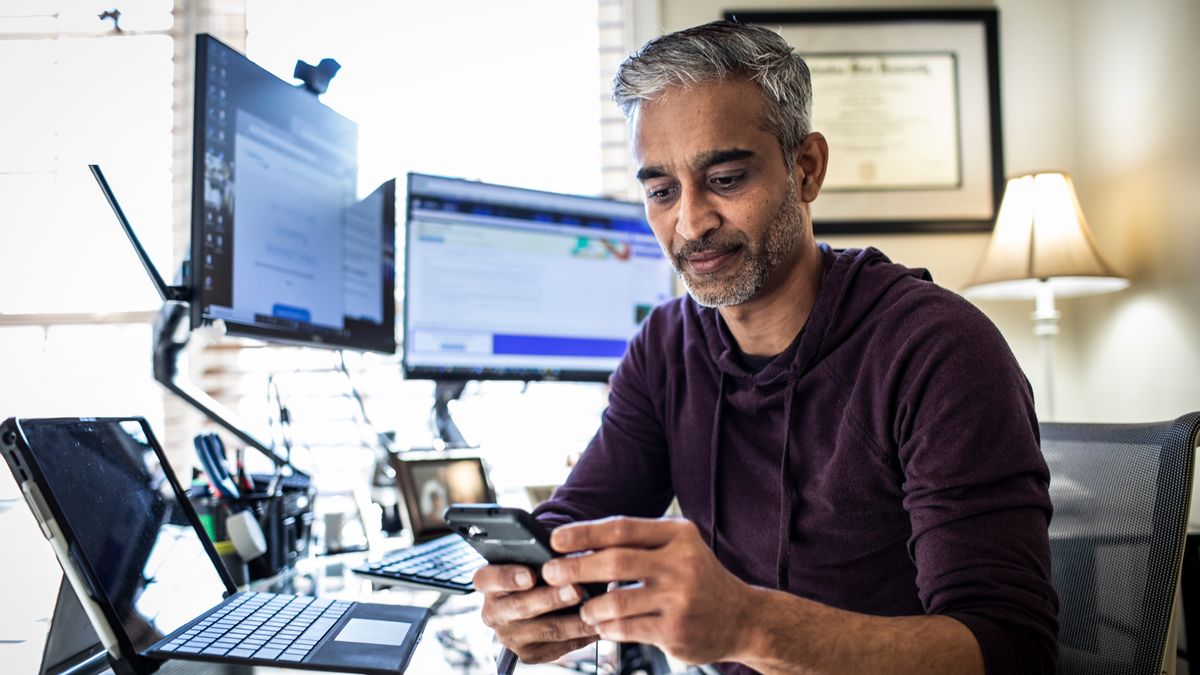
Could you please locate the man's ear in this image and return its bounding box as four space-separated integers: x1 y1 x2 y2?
793 132 829 203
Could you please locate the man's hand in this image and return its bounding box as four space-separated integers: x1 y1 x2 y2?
473 564 599 664
542 516 755 665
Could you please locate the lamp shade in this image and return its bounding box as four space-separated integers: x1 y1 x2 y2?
964 172 1128 300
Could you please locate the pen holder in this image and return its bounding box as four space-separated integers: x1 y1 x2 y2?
189 489 251 586
189 472 314 582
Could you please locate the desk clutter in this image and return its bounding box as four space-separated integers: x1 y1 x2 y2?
1 416 432 675
189 432 316 585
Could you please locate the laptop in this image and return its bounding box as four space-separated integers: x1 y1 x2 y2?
352 453 493 592
0 416 430 675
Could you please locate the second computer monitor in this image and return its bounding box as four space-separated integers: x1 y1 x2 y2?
403 173 674 382
191 34 396 354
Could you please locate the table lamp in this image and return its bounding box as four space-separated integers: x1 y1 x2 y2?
963 171 1129 419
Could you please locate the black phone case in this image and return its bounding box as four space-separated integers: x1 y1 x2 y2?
444 504 606 599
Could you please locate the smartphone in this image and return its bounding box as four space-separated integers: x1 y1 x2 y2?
444 504 607 600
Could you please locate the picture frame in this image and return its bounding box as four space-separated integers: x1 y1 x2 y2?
389 453 494 540
725 9 1004 234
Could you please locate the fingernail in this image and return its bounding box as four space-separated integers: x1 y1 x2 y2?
558 585 578 603
514 570 532 588
551 530 567 549
542 561 559 581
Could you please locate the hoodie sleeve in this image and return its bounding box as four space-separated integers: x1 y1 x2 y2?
532 314 675 529
890 293 1059 675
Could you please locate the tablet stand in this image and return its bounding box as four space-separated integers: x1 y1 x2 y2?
40 576 113 675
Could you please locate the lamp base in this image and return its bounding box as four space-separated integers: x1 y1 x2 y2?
1032 280 1058 420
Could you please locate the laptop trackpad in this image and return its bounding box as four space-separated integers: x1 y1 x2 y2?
306 603 430 673
334 618 412 647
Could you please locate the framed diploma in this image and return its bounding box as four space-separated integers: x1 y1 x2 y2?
724 9 1004 233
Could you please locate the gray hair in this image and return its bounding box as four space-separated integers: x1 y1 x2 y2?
612 21 813 166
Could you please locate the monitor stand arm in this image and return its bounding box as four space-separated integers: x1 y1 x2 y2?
153 301 295 471
432 380 472 449
88 164 295 472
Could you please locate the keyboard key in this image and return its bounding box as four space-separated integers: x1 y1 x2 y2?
202 646 230 656
254 647 284 659
228 648 257 658
299 617 337 642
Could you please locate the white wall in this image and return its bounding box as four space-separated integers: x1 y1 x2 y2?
1062 0 1200 422
648 0 1200 423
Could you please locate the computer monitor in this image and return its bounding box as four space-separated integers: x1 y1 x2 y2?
190 34 396 354
402 173 675 382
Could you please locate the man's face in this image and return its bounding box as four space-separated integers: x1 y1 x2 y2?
632 79 808 308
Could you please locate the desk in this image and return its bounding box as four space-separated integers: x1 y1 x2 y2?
139 552 595 674
0 491 598 675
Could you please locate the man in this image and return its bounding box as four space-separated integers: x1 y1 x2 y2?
474 21 1057 675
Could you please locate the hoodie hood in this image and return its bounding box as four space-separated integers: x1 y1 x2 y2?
695 245 933 590
701 245 933 386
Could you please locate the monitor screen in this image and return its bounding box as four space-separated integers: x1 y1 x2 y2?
403 173 674 381
191 34 396 353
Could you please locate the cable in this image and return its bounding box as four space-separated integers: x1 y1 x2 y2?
265 373 293 462
337 350 402 457
264 373 304 492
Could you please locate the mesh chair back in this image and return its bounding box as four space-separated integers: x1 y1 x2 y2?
1044 413 1200 675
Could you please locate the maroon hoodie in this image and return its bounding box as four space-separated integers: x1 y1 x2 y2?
533 245 1058 674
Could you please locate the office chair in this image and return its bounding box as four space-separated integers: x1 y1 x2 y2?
1043 412 1200 675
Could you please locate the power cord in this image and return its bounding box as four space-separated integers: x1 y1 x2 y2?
336 350 402 456
265 373 295 465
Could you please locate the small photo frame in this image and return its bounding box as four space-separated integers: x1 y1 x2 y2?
389 453 494 539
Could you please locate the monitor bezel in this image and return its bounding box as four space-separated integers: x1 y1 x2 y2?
190 34 397 354
401 172 666 383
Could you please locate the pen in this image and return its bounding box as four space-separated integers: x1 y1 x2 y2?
195 434 240 500
236 445 253 492
193 435 222 499
207 433 243 496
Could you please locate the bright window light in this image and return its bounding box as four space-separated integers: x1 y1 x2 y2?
244 0 603 197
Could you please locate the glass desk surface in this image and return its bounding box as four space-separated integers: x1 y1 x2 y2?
0 516 605 675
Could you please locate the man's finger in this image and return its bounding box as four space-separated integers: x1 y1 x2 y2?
551 516 689 553
578 584 665 626
592 614 664 645
542 547 660 586
484 584 587 624
519 636 600 665
505 613 598 648
473 564 535 593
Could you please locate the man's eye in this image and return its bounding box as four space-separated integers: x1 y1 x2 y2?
646 186 676 202
710 174 744 190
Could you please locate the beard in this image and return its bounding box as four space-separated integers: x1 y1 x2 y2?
670 178 805 308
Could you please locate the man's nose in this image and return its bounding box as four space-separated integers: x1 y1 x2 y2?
676 183 719 241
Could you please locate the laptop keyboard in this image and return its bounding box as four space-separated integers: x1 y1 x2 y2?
155 592 351 663
354 533 485 593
